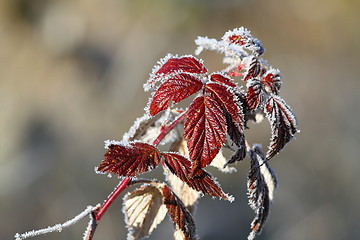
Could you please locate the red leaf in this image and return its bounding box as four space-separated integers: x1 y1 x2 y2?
205 83 246 163
247 145 277 240
244 58 262 81
147 55 207 88
184 96 227 171
149 73 203 116
205 83 244 130
246 79 266 110
97 142 161 177
264 96 298 159
162 185 197 240
162 153 231 201
261 71 281 95
226 34 247 46
210 73 236 87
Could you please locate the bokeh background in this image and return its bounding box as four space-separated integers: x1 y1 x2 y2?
1 0 359 239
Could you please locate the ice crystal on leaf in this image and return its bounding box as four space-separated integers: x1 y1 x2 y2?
247 145 277 240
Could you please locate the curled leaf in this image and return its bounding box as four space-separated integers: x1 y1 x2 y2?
247 145 277 240
98 142 161 177
264 96 298 159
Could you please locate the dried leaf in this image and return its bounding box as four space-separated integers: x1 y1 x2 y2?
167 172 200 208
162 185 197 240
149 73 203 116
184 95 227 171
162 152 231 201
264 96 298 159
98 142 161 177
124 184 167 240
167 139 201 207
247 145 277 240
122 113 161 143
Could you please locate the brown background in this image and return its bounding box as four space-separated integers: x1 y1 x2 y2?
1 0 359 239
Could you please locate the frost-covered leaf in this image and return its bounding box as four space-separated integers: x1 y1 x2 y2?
167 139 201 207
145 54 207 90
184 95 227 172
224 111 247 165
222 27 265 56
246 79 266 110
210 73 236 87
205 82 246 164
97 142 161 177
122 113 161 143
209 149 237 173
149 73 203 116
247 145 277 240
162 185 197 240
244 58 262 81
261 69 282 95
124 184 167 240
167 172 200 208
264 96 298 159
162 153 231 201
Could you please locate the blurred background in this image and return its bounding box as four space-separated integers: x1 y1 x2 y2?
1 0 359 239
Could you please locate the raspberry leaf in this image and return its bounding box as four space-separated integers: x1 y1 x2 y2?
162 152 231 201
97 142 161 177
162 185 197 240
184 96 227 172
264 96 298 159
247 145 277 240
149 73 203 116
123 184 167 240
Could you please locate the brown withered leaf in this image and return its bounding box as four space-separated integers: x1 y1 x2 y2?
167 172 200 209
123 184 167 240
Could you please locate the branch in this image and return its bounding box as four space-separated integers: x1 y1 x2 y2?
15 109 186 240
15 205 101 240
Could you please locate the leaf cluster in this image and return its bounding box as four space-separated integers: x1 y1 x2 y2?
97 27 299 240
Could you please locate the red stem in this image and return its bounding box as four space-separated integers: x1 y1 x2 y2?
94 110 187 223
95 177 131 221
152 111 187 146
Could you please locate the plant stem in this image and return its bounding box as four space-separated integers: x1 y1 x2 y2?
152 110 187 146
95 177 131 221
94 110 187 223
